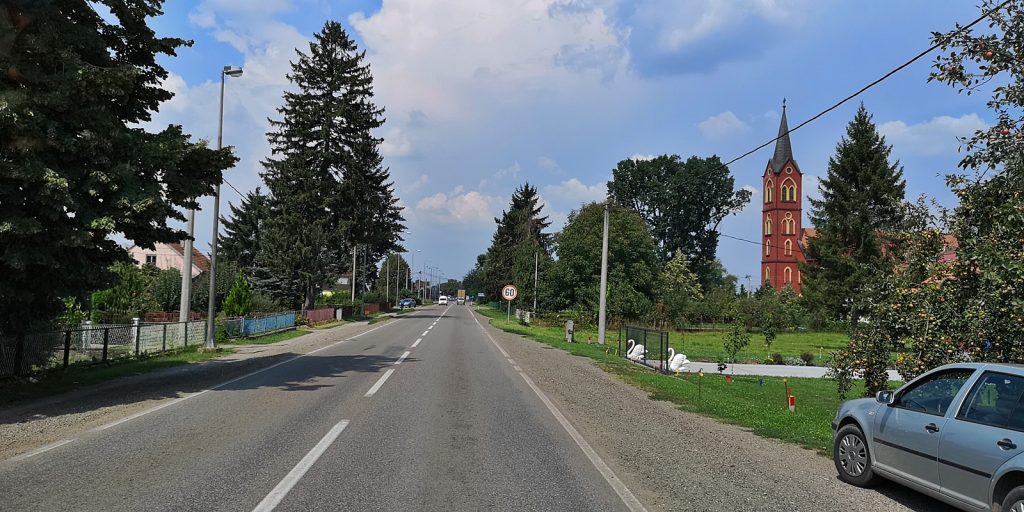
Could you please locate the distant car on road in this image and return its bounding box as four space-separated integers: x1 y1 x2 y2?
833 362 1024 512
398 298 416 309
438 295 448 305
457 297 465 305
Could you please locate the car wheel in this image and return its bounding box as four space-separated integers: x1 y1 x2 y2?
834 424 878 487
1002 486 1024 512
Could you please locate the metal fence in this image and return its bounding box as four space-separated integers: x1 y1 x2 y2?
241 312 296 337
0 319 208 378
302 308 334 325
618 325 670 372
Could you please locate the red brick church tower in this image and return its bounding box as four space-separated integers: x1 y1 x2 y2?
761 101 809 293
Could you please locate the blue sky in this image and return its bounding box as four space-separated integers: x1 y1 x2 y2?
146 0 993 287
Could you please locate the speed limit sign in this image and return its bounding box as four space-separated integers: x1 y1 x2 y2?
501 284 518 301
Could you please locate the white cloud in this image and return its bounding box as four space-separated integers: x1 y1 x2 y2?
630 153 656 161
543 178 607 203
415 188 502 226
739 184 758 212
698 111 749 139
479 162 521 191
381 127 413 157
878 114 988 156
538 156 563 175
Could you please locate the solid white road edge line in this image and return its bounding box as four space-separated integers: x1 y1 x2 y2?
470 311 510 358
519 372 648 512
411 338 422 348
395 351 411 365
5 439 75 463
364 369 395 397
251 419 350 512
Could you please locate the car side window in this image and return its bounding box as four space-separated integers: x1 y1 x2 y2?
957 371 1024 430
895 369 975 416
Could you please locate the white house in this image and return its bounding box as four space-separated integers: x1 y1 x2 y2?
127 242 210 278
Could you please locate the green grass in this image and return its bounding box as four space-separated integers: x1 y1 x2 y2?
307 319 347 330
476 307 874 456
224 329 309 345
0 345 234 406
672 330 849 364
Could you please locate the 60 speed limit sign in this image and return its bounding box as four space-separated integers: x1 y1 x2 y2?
501 284 518 301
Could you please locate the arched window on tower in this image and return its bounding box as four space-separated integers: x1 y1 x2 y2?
784 267 792 283
765 266 771 283
783 213 794 235
765 180 774 203
781 179 797 202
765 239 771 256
765 218 772 235
785 239 793 256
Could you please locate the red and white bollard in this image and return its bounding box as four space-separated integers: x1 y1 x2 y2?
788 394 796 412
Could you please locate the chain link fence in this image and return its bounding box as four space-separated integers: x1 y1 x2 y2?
0 319 208 378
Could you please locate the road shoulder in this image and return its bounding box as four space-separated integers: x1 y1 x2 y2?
473 310 945 512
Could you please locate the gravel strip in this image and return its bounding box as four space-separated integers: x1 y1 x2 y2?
0 319 393 461
475 311 956 512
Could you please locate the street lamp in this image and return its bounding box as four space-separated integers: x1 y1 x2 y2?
205 65 243 349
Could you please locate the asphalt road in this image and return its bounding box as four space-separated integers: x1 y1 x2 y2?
0 305 639 511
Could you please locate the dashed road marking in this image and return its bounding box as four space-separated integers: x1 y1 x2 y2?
365 369 395 397
411 338 422 348
252 419 350 512
395 351 411 365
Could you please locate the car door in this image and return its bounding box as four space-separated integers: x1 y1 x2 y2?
939 370 1024 510
874 368 975 489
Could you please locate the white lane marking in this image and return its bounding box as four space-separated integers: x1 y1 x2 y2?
411 338 422 348
471 311 509 358
87 318 404 434
422 330 429 337
6 439 75 463
507 359 516 365
395 351 411 365
364 369 395 397
513 366 522 372
427 325 433 330
252 419 350 512
519 373 647 512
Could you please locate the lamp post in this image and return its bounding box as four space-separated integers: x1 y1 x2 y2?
205 65 243 349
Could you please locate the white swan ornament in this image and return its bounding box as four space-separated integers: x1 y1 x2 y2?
668 348 690 373
627 339 646 361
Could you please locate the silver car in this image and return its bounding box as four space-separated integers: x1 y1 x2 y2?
833 363 1024 512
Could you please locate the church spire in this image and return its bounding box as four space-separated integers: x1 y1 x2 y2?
771 99 794 173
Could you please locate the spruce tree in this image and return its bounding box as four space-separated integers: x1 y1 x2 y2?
482 183 552 300
219 187 268 269
259 21 403 309
0 1 235 371
803 104 906 324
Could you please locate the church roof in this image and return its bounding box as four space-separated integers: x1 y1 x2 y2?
769 101 797 174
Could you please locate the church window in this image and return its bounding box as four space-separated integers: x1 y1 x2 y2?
785 239 793 256
782 213 794 235
784 267 793 283
765 267 771 282
765 181 774 203
765 239 771 256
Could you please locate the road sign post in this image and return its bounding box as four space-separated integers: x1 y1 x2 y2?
501 284 518 323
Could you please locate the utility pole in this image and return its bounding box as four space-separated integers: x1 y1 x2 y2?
533 251 538 312
386 254 390 304
178 211 194 323
597 201 610 345
351 245 357 305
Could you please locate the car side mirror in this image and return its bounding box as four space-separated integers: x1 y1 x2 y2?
876 390 895 405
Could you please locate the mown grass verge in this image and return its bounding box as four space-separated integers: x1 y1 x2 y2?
476 307 871 456
0 345 234 406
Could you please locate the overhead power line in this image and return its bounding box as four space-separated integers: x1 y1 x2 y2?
722 0 1012 169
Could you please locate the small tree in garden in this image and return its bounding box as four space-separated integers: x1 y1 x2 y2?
223 273 255 317
723 319 750 364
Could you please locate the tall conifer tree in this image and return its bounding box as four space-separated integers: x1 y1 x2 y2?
803 104 906 323
219 187 268 270
482 183 552 300
259 21 403 309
